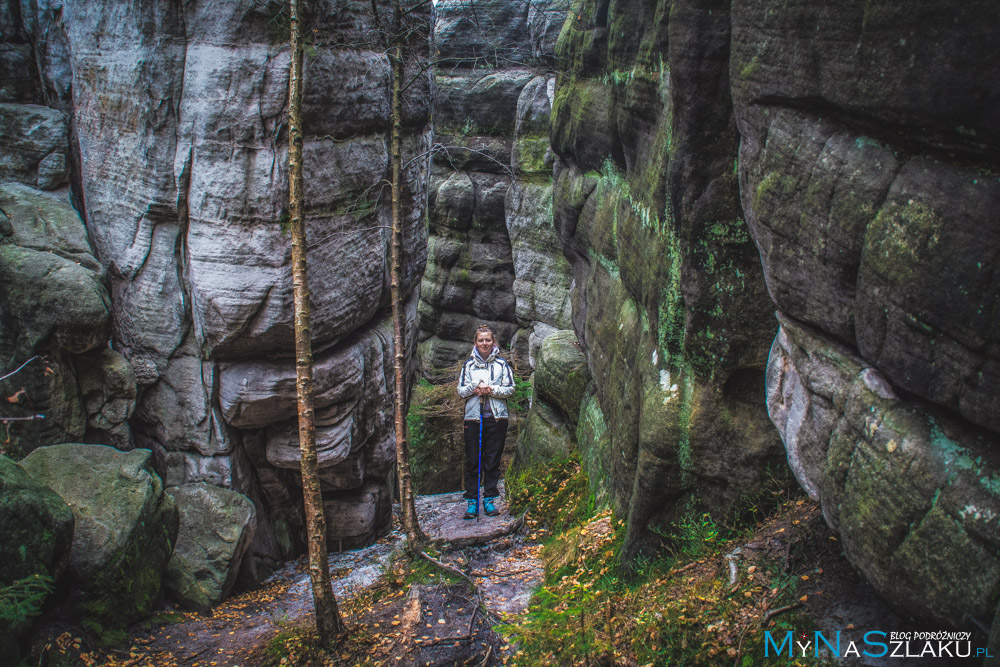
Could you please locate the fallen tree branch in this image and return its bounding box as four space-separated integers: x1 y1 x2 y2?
763 602 802 624
469 566 536 578
420 551 475 586
669 561 699 576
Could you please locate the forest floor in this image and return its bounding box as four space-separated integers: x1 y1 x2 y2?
52 491 540 667
38 483 972 666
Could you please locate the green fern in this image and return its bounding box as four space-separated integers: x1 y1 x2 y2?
0 573 55 626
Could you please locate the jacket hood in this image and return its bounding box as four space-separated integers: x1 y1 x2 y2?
471 344 499 365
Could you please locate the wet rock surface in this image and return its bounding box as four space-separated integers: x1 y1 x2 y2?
0 454 74 663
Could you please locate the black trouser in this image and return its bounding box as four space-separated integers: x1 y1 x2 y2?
463 417 508 500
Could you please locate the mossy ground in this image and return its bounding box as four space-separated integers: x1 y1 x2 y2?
498 457 847 666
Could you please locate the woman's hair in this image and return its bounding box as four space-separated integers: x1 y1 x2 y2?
474 324 495 341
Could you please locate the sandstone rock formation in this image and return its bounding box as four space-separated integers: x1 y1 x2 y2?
0 0 434 579
549 0 787 563
0 454 74 663
515 330 590 467
0 103 68 189
19 445 178 627
164 482 256 611
419 0 571 373
0 182 130 450
731 0 1000 630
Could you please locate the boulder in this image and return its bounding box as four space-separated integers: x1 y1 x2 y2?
0 103 68 188
767 313 1000 627
163 483 256 610
0 183 112 450
516 399 573 467
533 330 589 431
0 455 74 585
0 182 109 359
0 455 73 664
19 445 178 627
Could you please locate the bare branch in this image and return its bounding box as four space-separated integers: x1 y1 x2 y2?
0 414 46 422
1 356 39 383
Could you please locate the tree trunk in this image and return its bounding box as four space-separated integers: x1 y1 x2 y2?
389 1 427 553
288 0 345 641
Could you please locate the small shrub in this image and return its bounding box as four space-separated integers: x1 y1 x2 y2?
0 573 54 629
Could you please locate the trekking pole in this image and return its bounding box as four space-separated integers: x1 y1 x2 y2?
477 398 483 524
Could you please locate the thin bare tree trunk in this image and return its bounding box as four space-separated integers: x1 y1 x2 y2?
288 0 344 641
389 1 427 553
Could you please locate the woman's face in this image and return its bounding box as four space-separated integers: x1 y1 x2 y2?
475 331 494 358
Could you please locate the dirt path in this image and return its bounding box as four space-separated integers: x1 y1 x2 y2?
96 490 541 667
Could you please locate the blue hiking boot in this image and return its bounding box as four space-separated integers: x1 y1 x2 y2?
463 498 478 520
484 496 499 516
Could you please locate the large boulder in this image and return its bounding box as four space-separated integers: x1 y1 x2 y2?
533 330 589 432
516 331 590 467
731 0 1000 630
516 399 574 467
0 182 108 358
164 483 256 610
0 183 113 451
19 445 178 627
0 455 73 584
0 455 74 663
768 313 1000 627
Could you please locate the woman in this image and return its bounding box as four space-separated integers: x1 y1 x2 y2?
456 325 515 519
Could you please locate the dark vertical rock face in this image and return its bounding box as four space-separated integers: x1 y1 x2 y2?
419 0 571 372
550 0 786 563
1 0 432 583
732 0 1000 628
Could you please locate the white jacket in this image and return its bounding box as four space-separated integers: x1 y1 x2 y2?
456 346 515 420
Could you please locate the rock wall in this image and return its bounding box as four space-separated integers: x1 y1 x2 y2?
549 0 787 563
731 0 1000 630
1 0 130 454
3 0 432 584
418 0 571 373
